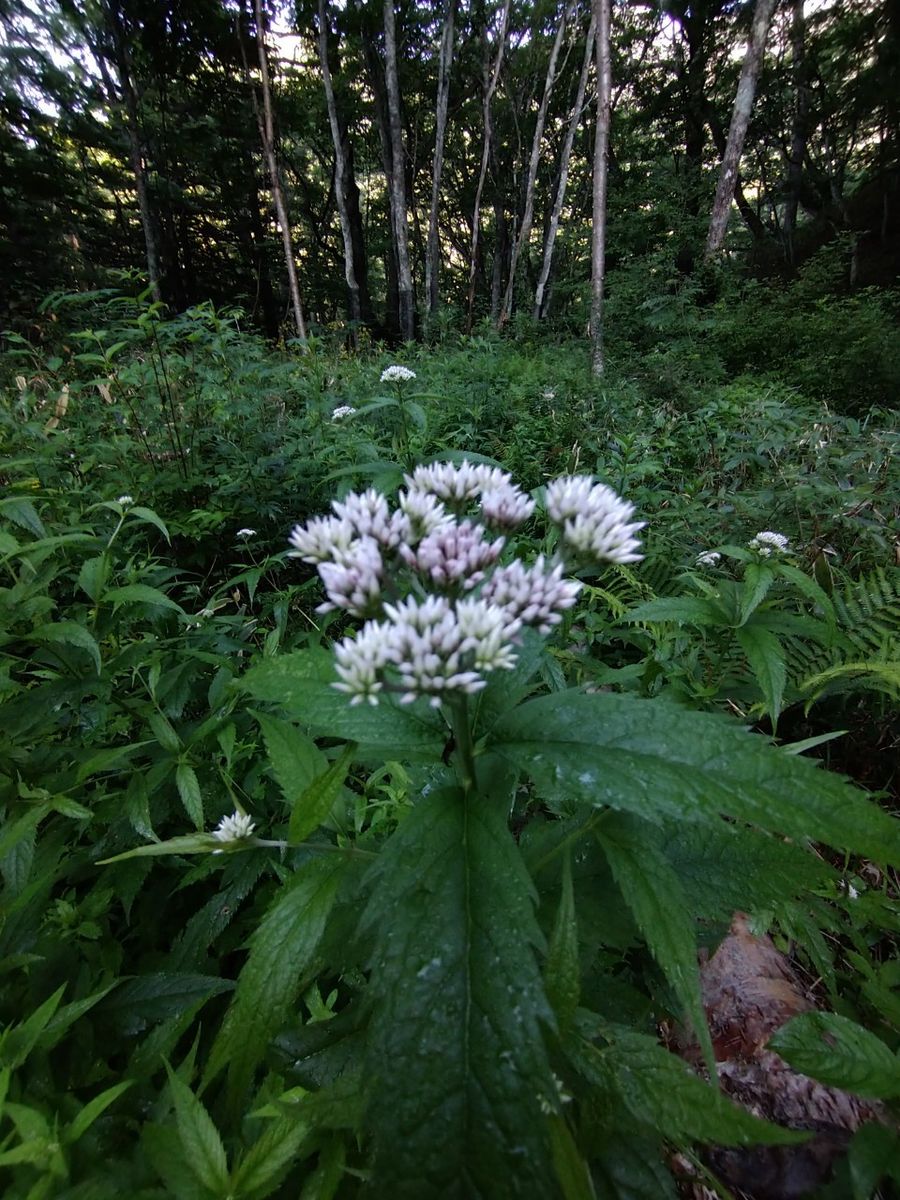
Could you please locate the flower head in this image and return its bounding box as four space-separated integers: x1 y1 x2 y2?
482 556 581 634
331 405 356 420
479 480 536 530
237 527 257 540
117 494 134 507
695 550 721 568
317 536 384 616
212 811 256 843
381 365 417 384
400 519 504 590
546 476 644 564
288 515 356 563
748 531 790 557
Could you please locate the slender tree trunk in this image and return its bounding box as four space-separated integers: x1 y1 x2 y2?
784 0 808 264
705 101 768 243
534 14 594 320
499 3 569 326
465 0 512 332
705 0 778 259
246 0 308 343
317 0 361 331
383 0 416 341
99 1 162 302
426 0 455 315
590 0 611 376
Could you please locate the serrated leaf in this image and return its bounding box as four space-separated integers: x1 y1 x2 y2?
362 787 558 1196
736 623 786 723
107 584 183 613
130 505 171 543
176 763 203 827
243 653 443 757
592 1134 679 1199
572 1021 803 1147
205 857 344 1100
100 974 233 1037
770 1012 900 1099
596 814 713 1073
41 981 120 1050
77 555 109 602
64 1080 133 1143
0 497 45 537
30 621 101 674
231 1114 313 1197
778 562 836 625
165 1064 230 1194
289 744 355 843
1 985 66 1069
545 854 580 1033
255 711 326 806
739 563 775 624
99 834 221 864
149 711 181 752
492 691 900 864
623 597 714 627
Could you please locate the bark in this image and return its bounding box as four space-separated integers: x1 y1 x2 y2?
383 0 416 341
465 0 512 332
534 15 594 320
784 0 808 263
317 0 362 331
246 0 308 343
705 0 778 259
426 0 455 315
705 101 768 243
100 0 162 302
499 2 569 326
590 0 611 376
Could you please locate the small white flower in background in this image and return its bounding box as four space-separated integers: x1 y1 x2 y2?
289 465 643 707
117 494 134 507
695 550 722 568
546 476 644 564
212 811 256 843
236 527 257 540
844 881 860 900
331 405 356 420
380 365 417 384
748 530 790 557
542 389 556 403
199 607 215 619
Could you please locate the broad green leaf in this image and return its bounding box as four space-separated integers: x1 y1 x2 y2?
142 1121 210 1200
41 981 120 1050
362 788 558 1196
770 1012 900 1099
205 857 344 1100
77 554 109 602
149 711 182 752
255 711 326 805
572 1021 803 1147
591 1134 679 1200
623 597 714 627
242 653 443 757
231 1114 313 1197
0 984 65 1069
596 814 713 1073
849 1123 900 1200
30 621 101 673
736 622 786 722
107 584 183 613
548 1116 596 1200
176 762 203 827
492 691 900 864
472 627 545 736
0 804 51 862
289 744 355 843
299 1134 346 1200
130 505 171 543
165 1064 230 1195
0 497 45 537
739 563 775 625
64 1080 133 1143
99 834 221 864
544 854 580 1033
100 974 233 1037
777 562 836 625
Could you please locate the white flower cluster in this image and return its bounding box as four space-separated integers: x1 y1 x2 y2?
331 405 356 421
237 527 257 539
380 365 417 384
212 811 256 843
695 550 721 568
117 494 134 506
289 463 642 706
748 530 790 557
546 476 644 565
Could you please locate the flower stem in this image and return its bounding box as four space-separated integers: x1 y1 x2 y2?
448 695 477 796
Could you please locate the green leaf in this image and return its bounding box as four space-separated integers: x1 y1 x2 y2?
176 763 204 828
0 985 66 1069
289 744 355 843
777 562 836 625
739 563 775 625
548 1116 596 1200
770 1012 900 1099
99 835 221 864
572 1021 803 1147
130 505 171 543
30 621 101 674
255 711 326 805
41 981 120 1050
77 555 109 602
149 711 182 752
0 805 51 862
64 1080 133 1143
107 584 183 613
736 622 786 723
0 497 45 537
165 1063 230 1195
362 788 558 1196
205 857 344 1100
596 813 714 1073
231 1114 313 1197
623 597 715 627
544 854 580 1034
849 1123 900 1200
242 653 443 757
492 691 900 864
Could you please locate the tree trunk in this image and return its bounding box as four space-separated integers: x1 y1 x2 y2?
784 0 808 264
465 0 512 332
383 0 416 341
705 0 778 259
590 0 611 376
247 0 308 344
426 0 455 315
317 0 361 332
499 2 569 326
534 14 594 320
